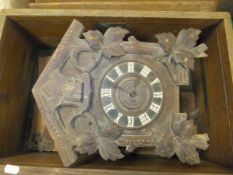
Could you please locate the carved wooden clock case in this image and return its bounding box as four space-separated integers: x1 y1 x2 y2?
33 20 209 167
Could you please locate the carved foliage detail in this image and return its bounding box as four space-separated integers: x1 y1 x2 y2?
74 120 124 161
153 113 209 165
155 28 208 70
83 27 129 59
155 28 208 85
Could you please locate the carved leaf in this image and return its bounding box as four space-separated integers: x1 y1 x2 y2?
121 36 166 57
104 27 129 44
175 138 201 165
75 127 124 161
101 27 129 59
97 137 124 161
75 133 98 155
172 51 195 70
83 30 103 50
154 130 176 158
155 28 208 70
189 43 208 58
155 33 176 53
153 113 209 165
102 42 126 59
172 119 196 137
175 28 201 49
190 134 209 150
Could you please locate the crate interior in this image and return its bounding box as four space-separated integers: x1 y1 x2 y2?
0 15 232 173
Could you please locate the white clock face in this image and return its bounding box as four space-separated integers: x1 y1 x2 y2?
100 61 164 129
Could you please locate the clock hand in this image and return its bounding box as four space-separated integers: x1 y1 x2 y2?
134 76 141 88
114 84 130 93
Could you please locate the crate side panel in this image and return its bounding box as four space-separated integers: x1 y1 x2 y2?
9 16 220 48
197 22 233 166
0 18 37 156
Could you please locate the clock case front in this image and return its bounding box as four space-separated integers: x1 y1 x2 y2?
33 19 209 167
94 55 179 146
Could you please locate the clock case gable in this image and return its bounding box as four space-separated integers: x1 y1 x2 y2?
33 20 209 167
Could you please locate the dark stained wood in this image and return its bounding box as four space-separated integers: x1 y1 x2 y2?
0 17 37 157
196 22 233 166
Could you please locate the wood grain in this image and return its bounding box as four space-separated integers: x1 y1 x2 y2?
29 0 218 11
0 17 37 156
0 152 232 174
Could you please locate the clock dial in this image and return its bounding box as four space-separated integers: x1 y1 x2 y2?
100 61 163 129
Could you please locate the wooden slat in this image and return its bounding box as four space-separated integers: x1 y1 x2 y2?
4 10 224 48
0 17 37 156
0 152 232 174
29 1 218 11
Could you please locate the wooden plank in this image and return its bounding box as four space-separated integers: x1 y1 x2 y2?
29 1 218 11
5 12 223 48
0 17 37 156
34 0 218 2
0 152 232 174
1 9 230 19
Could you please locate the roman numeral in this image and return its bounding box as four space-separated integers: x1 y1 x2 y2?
139 113 151 125
127 116 134 128
101 89 112 97
103 103 115 113
153 92 163 98
115 66 123 77
149 103 161 113
151 78 160 85
106 75 115 83
140 66 151 77
128 62 135 73
114 113 123 123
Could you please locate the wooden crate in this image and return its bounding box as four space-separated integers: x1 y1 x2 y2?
29 0 220 11
0 9 233 174
218 0 233 16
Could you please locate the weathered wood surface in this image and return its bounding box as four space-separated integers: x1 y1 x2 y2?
29 0 219 11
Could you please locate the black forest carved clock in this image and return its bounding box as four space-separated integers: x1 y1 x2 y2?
33 20 209 167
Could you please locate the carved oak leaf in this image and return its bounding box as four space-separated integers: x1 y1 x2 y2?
175 137 201 165
121 36 166 57
103 27 129 43
154 113 209 165
155 28 208 70
82 30 103 50
154 129 176 158
75 127 124 161
102 27 129 59
83 27 129 59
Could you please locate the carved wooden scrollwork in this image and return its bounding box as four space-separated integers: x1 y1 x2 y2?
33 19 209 167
